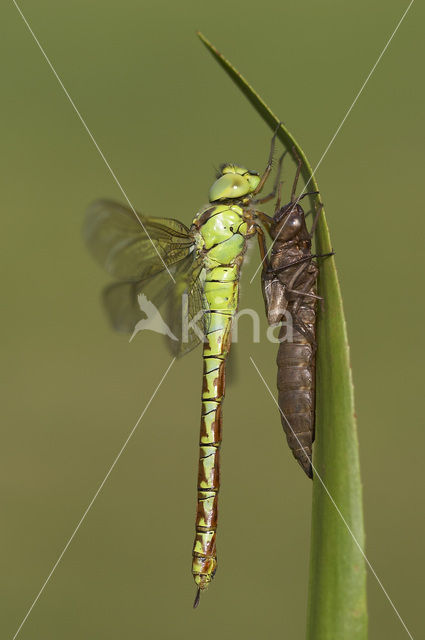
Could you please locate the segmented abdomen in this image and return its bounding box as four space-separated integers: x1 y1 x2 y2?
276 293 316 478
264 229 318 478
191 204 249 595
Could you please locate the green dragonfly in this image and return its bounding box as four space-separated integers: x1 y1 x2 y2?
84 127 283 607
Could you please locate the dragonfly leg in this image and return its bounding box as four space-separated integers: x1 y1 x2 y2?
317 250 335 259
255 224 270 270
293 316 317 350
287 261 310 291
252 122 282 196
287 288 323 301
254 209 273 234
292 271 320 314
290 147 303 201
302 206 324 217
297 191 320 201
309 202 324 238
289 148 321 206
252 151 287 204
269 252 333 275
273 181 284 214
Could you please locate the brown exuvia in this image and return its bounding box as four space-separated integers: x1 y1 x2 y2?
261 152 332 478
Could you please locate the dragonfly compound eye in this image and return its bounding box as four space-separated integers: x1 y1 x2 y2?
209 173 251 201
272 209 303 241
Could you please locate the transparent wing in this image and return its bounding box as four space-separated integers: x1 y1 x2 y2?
165 256 208 357
102 253 208 357
102 270 175 334
84 199 194 281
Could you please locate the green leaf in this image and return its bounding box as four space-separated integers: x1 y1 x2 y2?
198 32 367 639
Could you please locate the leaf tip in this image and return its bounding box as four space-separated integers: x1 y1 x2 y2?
196 31 219 56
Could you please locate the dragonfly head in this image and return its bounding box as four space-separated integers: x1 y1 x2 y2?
271 203 305 242
208 164 260 202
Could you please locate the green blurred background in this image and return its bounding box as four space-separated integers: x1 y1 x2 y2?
2 1 423 638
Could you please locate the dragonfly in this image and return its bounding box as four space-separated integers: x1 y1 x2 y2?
261 150 333 478
84 126 284 607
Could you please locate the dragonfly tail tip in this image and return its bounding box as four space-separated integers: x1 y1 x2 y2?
193 588 201 609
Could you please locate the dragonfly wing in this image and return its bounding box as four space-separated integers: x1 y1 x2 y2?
102 268 175 335
84 199 194 281
165 256 208 357
102 254 208 357
103 281 141 334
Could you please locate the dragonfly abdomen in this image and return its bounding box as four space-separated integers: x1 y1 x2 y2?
192 355 224 591
276 301 316 478
192 204 249 598
192 278 240 594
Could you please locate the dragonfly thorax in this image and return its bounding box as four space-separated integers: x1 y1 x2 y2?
208 164 260 202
